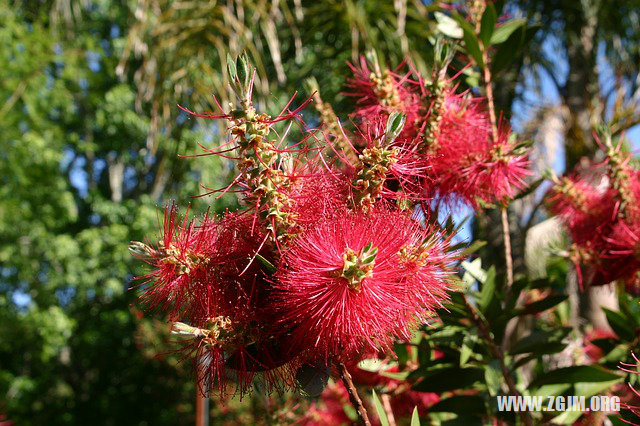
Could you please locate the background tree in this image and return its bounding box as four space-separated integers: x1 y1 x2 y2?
0 1 228 424
3 0 640 424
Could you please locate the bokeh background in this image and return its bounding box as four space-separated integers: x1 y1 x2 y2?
2 0 640 424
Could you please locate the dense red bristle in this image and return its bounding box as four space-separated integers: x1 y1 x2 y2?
134 54 544 398
547 154 640 288
272 207 453 362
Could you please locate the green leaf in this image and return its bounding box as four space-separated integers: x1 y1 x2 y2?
357 358 384 372
385 112 406 143
412 367 484 392
601 344 630 363
490 18 527 44
394 342 409 366
462 29 484 67
429 395 486 414
603 308 635 341
574 378 623 397
226 53 237 81
459 240 487 257
237 52 250 87
506 278 530 311
411 407 420 426
513 353 538 369
477 266 497 314
434 11 463 39
484 360 502 396
513 177 544 200
515 295 568 316
372 390 389 426
479 4 497 46
529 365 623 388
255 253 276 274
510 327 571 355
343 403 358 421
451 13 484 67
462 258 487 283
492 24 539 74
460 329 477 366
530 383 572 397
379 370 410 381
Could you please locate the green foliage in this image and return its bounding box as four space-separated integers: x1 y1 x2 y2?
0 1 232 423
380 256 638 424
2 0 640 424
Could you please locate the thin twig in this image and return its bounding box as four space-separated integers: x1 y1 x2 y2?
462 295 534 426
501 207 514 289
381 394 397 426
337 362 372 426
475 5 514 290
483 54 514 289
0 81 26 117
195 357 209 426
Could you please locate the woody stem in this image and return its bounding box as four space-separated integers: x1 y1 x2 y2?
337 361 371 426
476 5 514 290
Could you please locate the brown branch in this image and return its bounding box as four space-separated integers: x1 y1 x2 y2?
462 295 533 426
475 4 514 289
195 358 209 426
381 394 397 426
337 362 371 426
501 207 514 290
0 81 27 117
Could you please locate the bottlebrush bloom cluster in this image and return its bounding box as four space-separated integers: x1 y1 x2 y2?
547 136 640 289
273 207 451 361
344 56 531 208
131 52 529 396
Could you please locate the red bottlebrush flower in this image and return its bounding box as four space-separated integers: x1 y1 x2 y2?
423 103 530 208
457 125 531 206
344 57 422 139
344 117 428 209
419 87 490 156
605 220 640 290
547 156 640 288
618 352 640 424
131 203 218 320
133 207 303 395
283 164 350 232
547 173 615 237
273 207 453 362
